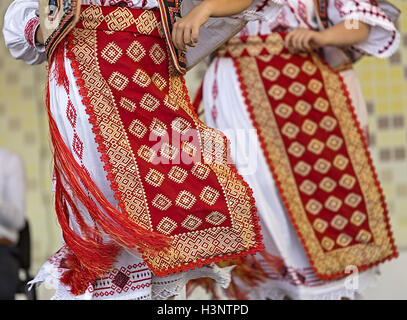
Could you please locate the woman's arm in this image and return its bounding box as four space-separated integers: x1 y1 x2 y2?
172 0 254 51
285 21 371 53
3 0 47 65
36 27 44 45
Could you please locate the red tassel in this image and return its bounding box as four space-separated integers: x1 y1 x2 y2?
45 82 171 295
191 80 203 115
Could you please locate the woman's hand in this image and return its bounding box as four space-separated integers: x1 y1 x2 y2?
35 27 44 45
285 21 371 53
171 0 253 51
285 28 327 53
172 1 212 51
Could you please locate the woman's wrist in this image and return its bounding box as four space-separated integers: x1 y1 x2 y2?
35 27 44 45
199 0 216 18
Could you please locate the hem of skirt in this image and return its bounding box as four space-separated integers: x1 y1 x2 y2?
28 261 152 300
246 268 380 300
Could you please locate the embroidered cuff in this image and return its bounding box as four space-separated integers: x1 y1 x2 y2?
340 2 400 58
24 16 41 48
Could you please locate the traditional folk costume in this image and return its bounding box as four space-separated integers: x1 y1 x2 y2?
198 0 400 300
3 0 284 300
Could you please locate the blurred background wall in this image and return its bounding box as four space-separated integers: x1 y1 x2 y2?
0 0 406 299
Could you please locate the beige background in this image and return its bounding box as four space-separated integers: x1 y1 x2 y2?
0 0 406 299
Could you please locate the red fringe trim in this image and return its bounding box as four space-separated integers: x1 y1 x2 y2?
191 79 204 115
233 54 398 282
187 251 284 300
56 29 265 283
46 40 172 295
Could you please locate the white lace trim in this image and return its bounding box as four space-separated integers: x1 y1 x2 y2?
152 263 234 300
29 260 234 300
246 268 380 300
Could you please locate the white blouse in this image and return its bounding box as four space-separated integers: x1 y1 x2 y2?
237 0 400 66
2 0 159 66
2 0 285 67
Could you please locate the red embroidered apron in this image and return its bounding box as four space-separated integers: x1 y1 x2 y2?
218 33 398 281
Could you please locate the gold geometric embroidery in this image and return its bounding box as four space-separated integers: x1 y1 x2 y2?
152 73 167 91
152 194 172 211
288 82 306 97
127 41 146 63
105 7 135 31
275 103 293 119
120 97 137 112
326 134 343 151
160 142 178 160
135 11 158 35
175 190 196 210
268 85 287 100
306 199 323 215
282 122 300 139
355 229 372 243
133 69 151 88
206 211 227 226
336 233 353 247
314 97 329 113
171 117 191 135
150 117 167 137
108 72 129 91
164 94 179 111
156 216 177 234
181 141 197 158
137 145 156 163
314 158 331 174
308 79 323 94
319 177 337 193
149 43 166 65
288 142 306 158
330 214 348 231
168 166 188 184
191 163 210 180
145 168 165 187
280 53 293 60
302 119 318 135
301 60 317 76
282 63 300 79
129 119 147 138
313 218 329 233
325 195 343 212
299 180 317 196
339 174 356 190
307 138 325 155
321 236 335 251
344 193 362 208
81 5 104 29
295 100 312 116
140 93 160 112
181 215 202 231
320 115 337 132
350 210 367 227
333 154 349 171
262 66 280 82
200 186 220 206
101 42 123 64
294 161 312 177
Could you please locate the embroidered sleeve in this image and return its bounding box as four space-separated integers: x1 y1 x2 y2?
329 0 400 58
3 0 47 65
24 16 40 47
233 0 286 22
